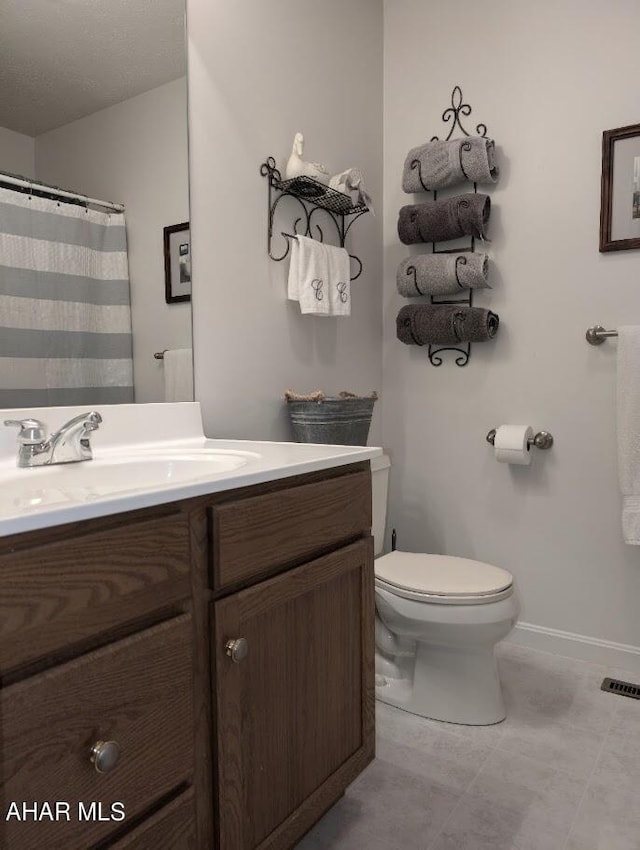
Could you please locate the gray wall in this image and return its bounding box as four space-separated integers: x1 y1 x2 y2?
36 78 191 403
0 125 35 177
185 0 640 659
187 0 384 443
383 0 640 652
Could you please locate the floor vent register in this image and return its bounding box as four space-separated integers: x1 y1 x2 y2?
601 677 640 700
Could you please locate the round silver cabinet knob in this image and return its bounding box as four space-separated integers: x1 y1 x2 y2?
225 637 248 663
90 740 120 774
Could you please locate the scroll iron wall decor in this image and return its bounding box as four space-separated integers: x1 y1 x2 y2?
408 85 490 367
260 157 369 282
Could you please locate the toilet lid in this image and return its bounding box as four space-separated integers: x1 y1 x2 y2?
375 551 513 599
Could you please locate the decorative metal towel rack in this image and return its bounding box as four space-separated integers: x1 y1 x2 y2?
410 86 491 367
260 157 369 281
586 325 618 345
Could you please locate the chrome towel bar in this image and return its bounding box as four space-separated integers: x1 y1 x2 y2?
586 325 617 345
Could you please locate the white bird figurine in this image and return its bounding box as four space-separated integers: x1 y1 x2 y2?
329 167 375 215
285 133 330 185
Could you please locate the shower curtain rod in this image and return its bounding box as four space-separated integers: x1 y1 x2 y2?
0 171 124 213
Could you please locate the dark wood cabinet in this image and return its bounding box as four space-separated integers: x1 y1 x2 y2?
214 538 374 850
0 504 201 850
0 462 374 849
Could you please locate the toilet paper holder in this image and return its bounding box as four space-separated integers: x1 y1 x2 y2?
486 429 554 450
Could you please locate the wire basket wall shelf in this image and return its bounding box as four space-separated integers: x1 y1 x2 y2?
260 157 369 281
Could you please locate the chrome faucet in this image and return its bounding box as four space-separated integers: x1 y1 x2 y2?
4 411 102 468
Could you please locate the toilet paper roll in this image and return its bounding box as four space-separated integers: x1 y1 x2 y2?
494 425 534 466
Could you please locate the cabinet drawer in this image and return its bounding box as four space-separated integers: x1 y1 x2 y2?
0 512 191 679
210 469 371 589
110 789 196 849
1 614 194 850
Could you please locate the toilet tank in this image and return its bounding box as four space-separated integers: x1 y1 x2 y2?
370 454 391 556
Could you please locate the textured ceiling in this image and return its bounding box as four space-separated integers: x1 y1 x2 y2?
0 0 186 137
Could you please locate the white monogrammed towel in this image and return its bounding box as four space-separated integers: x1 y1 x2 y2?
287 235 330 315
325 243 351 317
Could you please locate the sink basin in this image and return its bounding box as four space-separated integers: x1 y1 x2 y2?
0 448 260 513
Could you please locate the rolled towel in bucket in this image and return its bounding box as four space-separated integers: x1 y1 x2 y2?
398 194 490 245
396 304 499 345
397 253 490 297
402 138 499 193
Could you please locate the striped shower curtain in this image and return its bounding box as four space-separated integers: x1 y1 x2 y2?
0 186 134 407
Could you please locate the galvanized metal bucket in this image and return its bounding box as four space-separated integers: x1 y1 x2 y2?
286 396 376 446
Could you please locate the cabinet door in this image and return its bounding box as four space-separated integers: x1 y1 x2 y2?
214 538 374 850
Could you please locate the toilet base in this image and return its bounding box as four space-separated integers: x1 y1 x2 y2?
375 641 506 726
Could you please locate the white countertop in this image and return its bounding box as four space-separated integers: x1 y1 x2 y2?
0 402 381 537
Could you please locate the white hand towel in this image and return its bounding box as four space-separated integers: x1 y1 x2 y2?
325 243 351 317
617 326 640 543
295 235 330 315
163 348 194 402
287 236 300 301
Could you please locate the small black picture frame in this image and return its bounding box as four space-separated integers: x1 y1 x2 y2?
163 221 191 303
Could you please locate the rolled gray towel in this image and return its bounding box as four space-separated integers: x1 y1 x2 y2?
397 253 490 297
398 194 490 245
396 304 499 345
403 138 499 193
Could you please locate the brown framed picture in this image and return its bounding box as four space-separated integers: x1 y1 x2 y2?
600 123 640 252
163 221 191 303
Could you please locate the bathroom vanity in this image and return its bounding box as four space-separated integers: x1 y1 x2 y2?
0 404 378 850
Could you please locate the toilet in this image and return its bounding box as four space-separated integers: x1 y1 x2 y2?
371 455 519 725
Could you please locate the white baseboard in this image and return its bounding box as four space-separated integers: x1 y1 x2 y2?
506 621 640 676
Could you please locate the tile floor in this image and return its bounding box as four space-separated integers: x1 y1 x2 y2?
295 643 640 850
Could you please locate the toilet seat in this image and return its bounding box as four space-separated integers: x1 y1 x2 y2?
375 551 514 605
